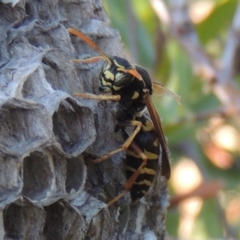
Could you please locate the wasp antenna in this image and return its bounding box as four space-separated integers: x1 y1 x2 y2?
73 56 106 64
121 69 143 81
68 28 111 64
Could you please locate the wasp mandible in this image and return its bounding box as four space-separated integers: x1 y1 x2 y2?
68 28 180 205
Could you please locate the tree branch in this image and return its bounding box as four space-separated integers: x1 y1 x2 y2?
150 0 240 111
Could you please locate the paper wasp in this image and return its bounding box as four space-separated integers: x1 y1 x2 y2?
68 28 179 205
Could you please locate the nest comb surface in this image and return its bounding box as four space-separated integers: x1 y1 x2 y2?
0 1 169 239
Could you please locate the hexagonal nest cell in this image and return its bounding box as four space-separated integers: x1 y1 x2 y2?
65 156 86 195
22 151 54 201
43 201 85 239
3 201 46 240
52 98 95 155
0 151 22 206
0 100 51 154
21 66 53 100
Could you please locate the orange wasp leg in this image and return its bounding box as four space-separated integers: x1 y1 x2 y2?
107 142 148 206
85 120 147 206
89 120 142 164
74 92 121 101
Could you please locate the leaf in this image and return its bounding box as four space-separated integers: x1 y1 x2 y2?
196 0 238 44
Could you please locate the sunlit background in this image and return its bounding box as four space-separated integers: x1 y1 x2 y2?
104 0 240 239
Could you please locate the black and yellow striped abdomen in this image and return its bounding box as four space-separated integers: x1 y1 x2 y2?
125 115 160 204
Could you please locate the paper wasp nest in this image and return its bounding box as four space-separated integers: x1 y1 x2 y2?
0 0 169 239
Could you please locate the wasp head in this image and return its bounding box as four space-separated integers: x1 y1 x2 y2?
99 56 142 93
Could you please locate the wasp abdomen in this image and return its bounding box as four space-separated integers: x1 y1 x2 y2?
126 130 160 203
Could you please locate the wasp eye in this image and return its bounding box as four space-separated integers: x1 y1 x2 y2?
114 72 132 87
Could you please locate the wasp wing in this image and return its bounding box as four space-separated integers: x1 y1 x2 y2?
144 96 171 179
152 82 181 104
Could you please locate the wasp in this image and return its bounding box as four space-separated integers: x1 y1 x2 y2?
68 28 180 205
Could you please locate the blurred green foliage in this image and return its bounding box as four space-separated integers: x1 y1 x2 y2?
197 0 237 44
104 0 240 239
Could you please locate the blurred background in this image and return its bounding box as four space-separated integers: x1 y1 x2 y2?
104 0 240 239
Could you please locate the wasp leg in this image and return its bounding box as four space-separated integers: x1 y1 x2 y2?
74 92 121 101
107 142 148 206
88 120 142 164
117 120 142 150
89 148 123 164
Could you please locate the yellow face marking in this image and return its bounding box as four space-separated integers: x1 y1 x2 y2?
101 78 112 86
116 67 125 72
134 180 152 187
131 91 139 99
115 72 122 79
113 60 125 68
104 70 114 80
105 62 111 70
113 85 122 91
